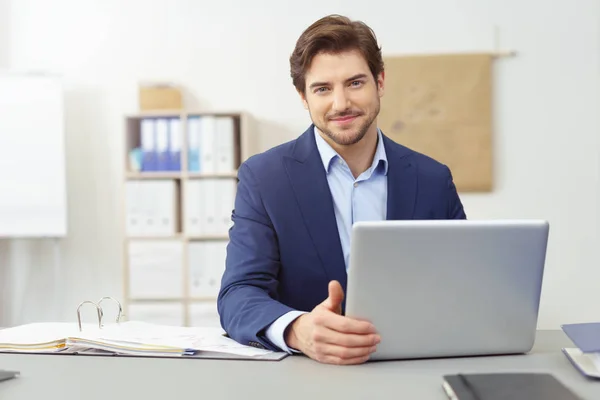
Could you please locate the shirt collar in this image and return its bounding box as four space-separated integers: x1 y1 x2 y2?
314 126 388 176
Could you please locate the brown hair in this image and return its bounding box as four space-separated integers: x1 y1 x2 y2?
290 14 384 94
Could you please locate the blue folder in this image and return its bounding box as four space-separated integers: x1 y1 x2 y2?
562 323 600 353
561 322 600 379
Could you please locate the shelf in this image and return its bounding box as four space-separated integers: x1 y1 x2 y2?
126 235 184 240
126 172 182 180
186 235 229 241
126 235 229 241
127 298 186 303
190 297 219 302
125 172 238 180
125 110 247 119
186 171 238 179
126 297 218 303
125 109 184 119
123 110 253 327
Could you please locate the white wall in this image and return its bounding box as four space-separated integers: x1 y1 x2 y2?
2 0 599 328
0 0 8 68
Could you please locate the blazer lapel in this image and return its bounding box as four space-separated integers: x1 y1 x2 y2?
383 134 417 220
283 126 347 291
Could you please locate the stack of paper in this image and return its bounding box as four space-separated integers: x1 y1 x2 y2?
561 322 600 378
0 322 81 353
0 322 187 356
69 321 275 358
0 321 285 360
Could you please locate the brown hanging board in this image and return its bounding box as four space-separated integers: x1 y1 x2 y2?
378 53 494 192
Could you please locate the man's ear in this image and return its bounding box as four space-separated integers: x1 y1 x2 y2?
377 71 385 97
298 89 309 110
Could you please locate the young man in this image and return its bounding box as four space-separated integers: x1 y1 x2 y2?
217 14 466 365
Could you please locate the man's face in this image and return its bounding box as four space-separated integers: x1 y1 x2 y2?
300 49 384 146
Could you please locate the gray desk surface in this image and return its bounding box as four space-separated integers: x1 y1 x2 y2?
0 330 598 399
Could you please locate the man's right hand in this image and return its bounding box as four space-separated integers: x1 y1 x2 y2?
284 280 380 365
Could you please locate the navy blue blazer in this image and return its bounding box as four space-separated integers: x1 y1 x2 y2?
217 125 467 350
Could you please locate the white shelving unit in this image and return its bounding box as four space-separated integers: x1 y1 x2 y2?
122 110 254 327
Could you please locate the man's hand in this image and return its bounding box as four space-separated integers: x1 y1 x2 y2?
284 280 380 365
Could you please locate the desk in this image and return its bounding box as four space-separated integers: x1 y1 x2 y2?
0 330 597 399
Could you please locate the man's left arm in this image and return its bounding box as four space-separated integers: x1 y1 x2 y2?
445 166 467 219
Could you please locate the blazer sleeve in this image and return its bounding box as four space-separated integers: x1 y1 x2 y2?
217 161 296 350
445 166 467 219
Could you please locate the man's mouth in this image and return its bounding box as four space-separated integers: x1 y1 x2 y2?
330 114 359 123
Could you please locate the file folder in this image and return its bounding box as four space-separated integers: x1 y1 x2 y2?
561 322 600 379
128 240 183 299
125 180 177 236
140 118 157 171
562 322 600 353
562 348 600 379
187 116 201 172
189 241 227 298
155 118 170 171
200 116 216 174
168 117 181 171
217 179 236 233
201 178 217 235
0 297 287 361
215 116 235 173
183 180 203 235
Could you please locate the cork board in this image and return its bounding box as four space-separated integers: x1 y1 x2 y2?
378 53 494 192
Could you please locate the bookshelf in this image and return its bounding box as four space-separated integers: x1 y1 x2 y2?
122 110 254 327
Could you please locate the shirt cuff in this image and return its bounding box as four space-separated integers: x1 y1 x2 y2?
264 310 307 354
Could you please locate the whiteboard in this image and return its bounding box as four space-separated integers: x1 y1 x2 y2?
0 73 67 237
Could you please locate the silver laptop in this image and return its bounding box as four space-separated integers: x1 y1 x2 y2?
345 219 549 361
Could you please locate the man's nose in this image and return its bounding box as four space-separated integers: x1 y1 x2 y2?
332 89 350 112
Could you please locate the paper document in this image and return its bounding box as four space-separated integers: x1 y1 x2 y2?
0 321 283 360
0 322 98 352
561 322 600 378
562 348 600 379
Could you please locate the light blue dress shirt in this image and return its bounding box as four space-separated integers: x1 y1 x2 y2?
265 127 388 353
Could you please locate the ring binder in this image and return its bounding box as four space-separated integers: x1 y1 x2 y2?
76 297 124 331
97 296 124 325
0 296 288 361
76 301 103 331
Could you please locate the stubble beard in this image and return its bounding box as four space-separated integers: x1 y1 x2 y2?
314 100 380 147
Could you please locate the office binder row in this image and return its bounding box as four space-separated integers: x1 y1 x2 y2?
126 180 178 236
184 179 236 236
132 115 236 173
125 179 236 237
187 115 235 174
127 240 227 300
139 117 181 172
125 238 226 327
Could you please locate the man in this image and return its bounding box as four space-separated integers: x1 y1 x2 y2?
217 14 466 365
